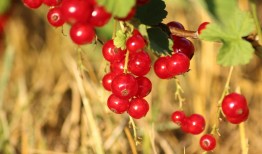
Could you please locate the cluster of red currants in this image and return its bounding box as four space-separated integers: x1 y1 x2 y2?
102 30 152 119
154 21 193 79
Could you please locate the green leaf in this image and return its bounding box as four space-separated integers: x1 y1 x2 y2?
0 0 10 14
199 8 255 66
113 30 127 50
136 0 167 25
96 0 135 18
217 40 253 66
95 18 114 42
147 27 172 55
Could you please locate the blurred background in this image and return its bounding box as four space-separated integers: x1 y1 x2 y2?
0 0 262 153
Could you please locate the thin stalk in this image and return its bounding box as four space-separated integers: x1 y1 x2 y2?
124 126 138 154
250 1 262 45
239 122 249 154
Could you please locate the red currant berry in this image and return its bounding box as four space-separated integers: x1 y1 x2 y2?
111 73 138 99
200 134 216 151
154 56 172 79
136 0 150 6
107 94 130 114
180 117 190 133
0 15 8 34
187 114 206 135
172 37 195 59
90 5 111 27
110 59 125 75
116 7 136 21
61 0 92 24
128 51 151 76
47 7 65 27
226 108 249 124
167 53 190 77
69 23 95 45
198 22 209 35
126 34 146 53
128 98 149 119
167 21 185 30
43 0 61 6
135 76 152 98
222 93 249 119
102 72 117 91
171 110 186 125
23 0 43 9
102 40 126 63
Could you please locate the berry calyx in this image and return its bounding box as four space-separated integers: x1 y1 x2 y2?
107 94 130 114
128 98 149 119
111 73 138 99
200 134 216 151
198 22 210 35
69 23 95 45
47 7 65 27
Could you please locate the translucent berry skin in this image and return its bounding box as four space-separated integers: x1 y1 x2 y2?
90 5 112 27
110 59 125 75
167 21 185 30
23 0 43 9
116 7 136 21
102 40 126 63
198 22 209 35
187 114 206 135
135 76 152 98
126 33 146 53
111 74 138 100
171 110 186 125
167 53 190 77
222 93 249 119
47 7 65 27
61 0 92 24
128 98 149 119
107 94 130 114
102 72 117 91
226 108 249 124
154 56 172 79
172 37 195 59
69 23 95 45
128 51 151 76
43 0 61 6
200 134 216 151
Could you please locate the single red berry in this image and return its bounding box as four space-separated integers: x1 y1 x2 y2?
126 34 146 53
135 76 152 98
226 108 249 124
47 7 65 27
167 53 190 77
128 98 149 119
167 21 185 30
69 23 95 45
172 37 195 59
198 22 209 35
43 0 61 6
102 72 117 91
107 94 130 114
102 40 126 63
0 15 8 34
61 0 92 24
222 93 249 119
111 73 138 99
154 56 172 79
132 29 148 46
171 110 186 125
128 51 151 76
116 7 136 21
187 114 206 135
110 59 125 75
136 0 150 6
90 5 111 27
23 0 43 9
200 134 216 151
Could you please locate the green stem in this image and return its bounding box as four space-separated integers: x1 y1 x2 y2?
250 1 262 45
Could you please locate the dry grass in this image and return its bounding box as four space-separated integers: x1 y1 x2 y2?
0 0 262 154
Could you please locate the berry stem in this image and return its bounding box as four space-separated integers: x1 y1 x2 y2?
174 78 185 109
129 116 140 145
239 122 249 154
250 1 262 45
124 126 138 154
169 27 198 39
211 66 234 135
123 51 130 74
112 19 118 39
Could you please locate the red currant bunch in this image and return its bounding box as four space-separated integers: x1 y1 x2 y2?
221 92 249 124
171 110 206 135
